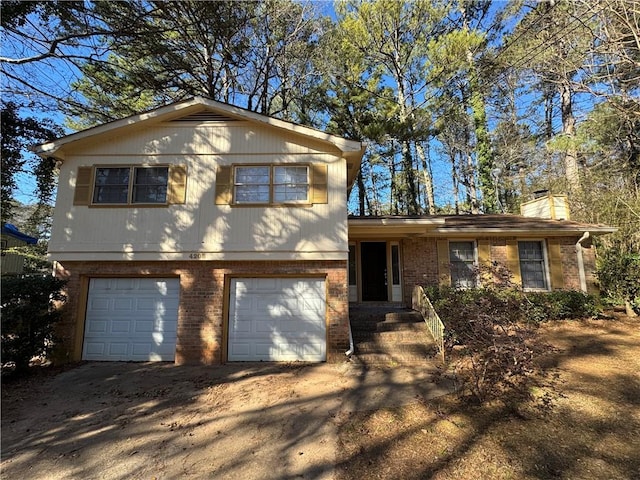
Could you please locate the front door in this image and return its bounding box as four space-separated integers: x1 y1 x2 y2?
361 242 388 301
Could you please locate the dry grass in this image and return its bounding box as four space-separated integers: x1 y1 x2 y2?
336 315 640 480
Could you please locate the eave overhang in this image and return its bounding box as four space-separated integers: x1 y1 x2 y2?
31 97 365 168
348 216 617 239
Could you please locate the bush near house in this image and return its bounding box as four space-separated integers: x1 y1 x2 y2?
596 244 640 316
425 286 599 404
1 275 66 375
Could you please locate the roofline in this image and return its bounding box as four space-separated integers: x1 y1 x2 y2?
347 217 617 237
32 96 364 159
430 227 617 235
348 217 446 226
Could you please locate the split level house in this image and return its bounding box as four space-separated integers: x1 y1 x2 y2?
34 97 615 365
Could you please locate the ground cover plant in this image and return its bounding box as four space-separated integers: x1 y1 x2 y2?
337 314 640 480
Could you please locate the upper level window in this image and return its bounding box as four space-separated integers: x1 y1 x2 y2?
93 166 169 205
274 166 309 202
233 165 309 204
449 241 477 288
234 166 270 203
518 241 549 290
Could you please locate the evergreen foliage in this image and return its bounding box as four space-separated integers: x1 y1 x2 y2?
1 275 67 374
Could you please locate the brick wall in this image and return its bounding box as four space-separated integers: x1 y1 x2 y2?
400 237 438 305
581 241 598 294
54 260 348 365
398 235 590 299
557 237 581 291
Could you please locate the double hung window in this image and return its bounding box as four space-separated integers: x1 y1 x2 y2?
93 166 169 205
449 241 477 288
518 241 549 290
234 165 309 204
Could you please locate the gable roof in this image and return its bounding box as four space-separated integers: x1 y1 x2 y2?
32 97 366 188
348 214 616 238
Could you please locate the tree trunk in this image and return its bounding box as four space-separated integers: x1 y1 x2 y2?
560 80 581 194
625 301 638 318
452 157 460 215
416 142 436 214
401 141 420 214
357 170 366 216
466 152 480 214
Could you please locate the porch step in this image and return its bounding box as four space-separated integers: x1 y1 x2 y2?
353 352 439 369
349 304 420 332
349 304 440 368
353 328 431 344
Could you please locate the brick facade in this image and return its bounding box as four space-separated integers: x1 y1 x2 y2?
54 260 348 365
399 235 592 305
401 237 439 293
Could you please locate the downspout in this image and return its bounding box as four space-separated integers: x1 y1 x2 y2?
345 320 354 357
576 231 590 293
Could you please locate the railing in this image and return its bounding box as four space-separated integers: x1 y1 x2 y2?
412 285 445 363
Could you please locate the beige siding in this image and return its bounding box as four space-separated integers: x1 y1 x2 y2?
49 124 348 261
520 194 569 220
63 122 339 157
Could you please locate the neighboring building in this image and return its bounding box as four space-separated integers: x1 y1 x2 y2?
34 97 615 365
1 224 38 275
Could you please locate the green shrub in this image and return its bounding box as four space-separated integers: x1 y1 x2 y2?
1 275 66 374
525 290 600 321
596 244 640 315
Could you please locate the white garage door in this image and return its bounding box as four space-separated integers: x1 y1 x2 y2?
83 278 179 361
228 278 326 362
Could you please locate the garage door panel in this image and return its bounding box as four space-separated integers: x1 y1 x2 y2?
84 342 106 356
133 320 154 333
86 320 108 334
113 298 133 310
228 278 326 362
111 320 131 333
230 343 251 358
136 298 160 311
255 320 275 333
89 298 110 311
279 320 301 332
107 343 128 356
83 278 179 362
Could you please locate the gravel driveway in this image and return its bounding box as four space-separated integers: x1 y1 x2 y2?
1 361 452 479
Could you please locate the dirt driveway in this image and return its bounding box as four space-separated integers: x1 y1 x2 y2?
1 361 452 479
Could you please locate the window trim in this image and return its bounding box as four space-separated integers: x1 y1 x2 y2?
78 163 188 208
90 164 171 207
232 164 311 206
517 239 551 291
448 240 479 289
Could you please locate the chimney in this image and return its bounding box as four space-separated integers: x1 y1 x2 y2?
520 193 570 220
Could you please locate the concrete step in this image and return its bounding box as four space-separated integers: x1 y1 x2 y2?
376 320 428 333
350 307 423 332
353 351 439 368
348 304 440 368
353 329 431 344
356 340 437 356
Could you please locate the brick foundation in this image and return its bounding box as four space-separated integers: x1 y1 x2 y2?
54 260 348 365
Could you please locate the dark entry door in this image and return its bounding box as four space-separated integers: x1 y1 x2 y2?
361 242 387 301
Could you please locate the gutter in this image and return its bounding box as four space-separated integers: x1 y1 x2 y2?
576 231 590 292
345 320 354 357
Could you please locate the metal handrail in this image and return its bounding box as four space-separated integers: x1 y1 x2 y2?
412 285 445 363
